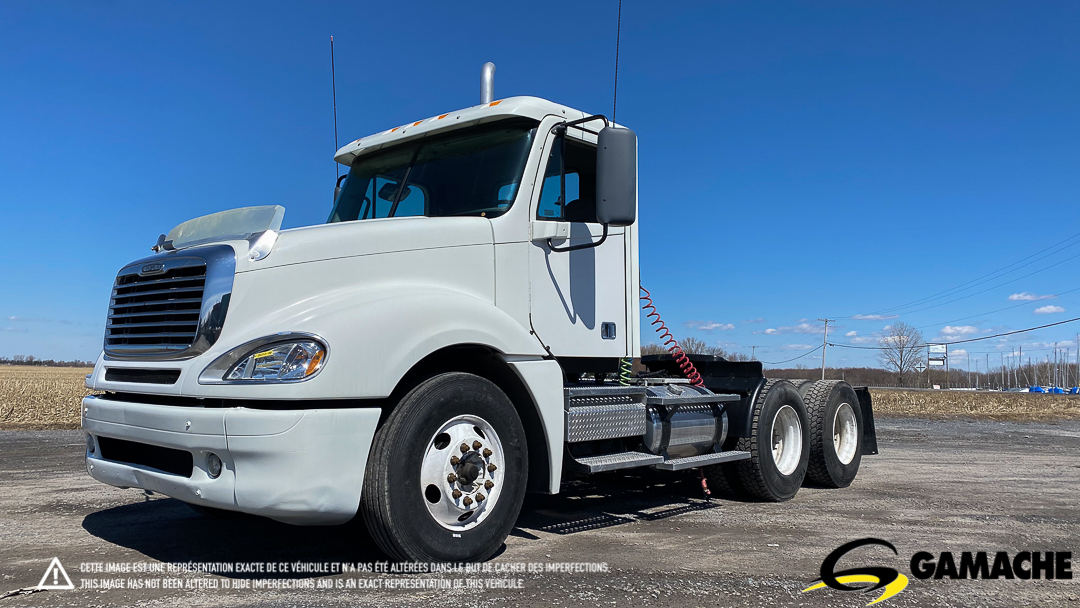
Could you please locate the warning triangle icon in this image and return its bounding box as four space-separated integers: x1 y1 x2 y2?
36 557 74 590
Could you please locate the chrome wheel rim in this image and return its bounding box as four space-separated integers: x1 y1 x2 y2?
771 404 802 476
832 402 858 465
420 414 504 531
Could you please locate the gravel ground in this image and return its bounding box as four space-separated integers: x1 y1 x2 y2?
1 417 1078 607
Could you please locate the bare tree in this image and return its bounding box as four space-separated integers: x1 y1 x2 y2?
640 343 668 356
877 322 925 387
678 337 709 355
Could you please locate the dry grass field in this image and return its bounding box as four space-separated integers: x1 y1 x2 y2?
1 365 1077 430
870 387 1080 421
0 365 94 429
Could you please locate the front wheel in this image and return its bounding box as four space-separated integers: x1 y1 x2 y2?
361 372 527 562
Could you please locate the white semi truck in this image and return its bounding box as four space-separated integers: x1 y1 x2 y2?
83 64 877 562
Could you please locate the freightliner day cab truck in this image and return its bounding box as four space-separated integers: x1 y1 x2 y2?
83 64 877 562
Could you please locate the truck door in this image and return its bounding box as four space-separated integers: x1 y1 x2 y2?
528 128 628 359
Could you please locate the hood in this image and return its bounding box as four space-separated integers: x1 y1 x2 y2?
235 216 495 273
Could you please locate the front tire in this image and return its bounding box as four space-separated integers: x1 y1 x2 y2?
361 372 527 562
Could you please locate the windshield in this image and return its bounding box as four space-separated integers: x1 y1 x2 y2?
328 119 538 223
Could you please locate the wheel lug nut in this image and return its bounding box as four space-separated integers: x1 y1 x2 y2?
472 440 482 450
447 473 457 483
476 493 485 502
463 496 473 506
450 456 460 465
484 480 493 490
487 463 497 472
452 489 462 499
482 448 492 457
459 443 470 454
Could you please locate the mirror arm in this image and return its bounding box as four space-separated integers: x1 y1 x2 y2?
548 223 609 252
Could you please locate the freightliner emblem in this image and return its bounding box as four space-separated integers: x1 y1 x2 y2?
140 263 166 276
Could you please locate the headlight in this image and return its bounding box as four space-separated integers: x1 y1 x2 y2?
227 341 325 381
198 333 328 384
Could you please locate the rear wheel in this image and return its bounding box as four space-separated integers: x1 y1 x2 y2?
803 380 863 488
361 372 527 562
787 379 815 398
729 379 809 501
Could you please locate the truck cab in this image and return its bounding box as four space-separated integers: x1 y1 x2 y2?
83 65 874 563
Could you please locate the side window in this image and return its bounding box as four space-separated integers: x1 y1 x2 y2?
536 137 597 222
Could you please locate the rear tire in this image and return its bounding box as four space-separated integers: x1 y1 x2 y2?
730 379 809 501
803 380 863 488
787 379 815 398
361 372 527 562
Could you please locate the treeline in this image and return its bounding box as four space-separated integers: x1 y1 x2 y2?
0 356 95 368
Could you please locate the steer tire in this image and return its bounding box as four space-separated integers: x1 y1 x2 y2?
802 380 863 488
731 379 809 501
702 461 745 498
361 372 527 562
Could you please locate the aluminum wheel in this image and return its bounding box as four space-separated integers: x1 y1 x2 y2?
419 414 505 531
832 402 858 465
770 404 803 476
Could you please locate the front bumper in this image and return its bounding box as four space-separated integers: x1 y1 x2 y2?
82 395 380 525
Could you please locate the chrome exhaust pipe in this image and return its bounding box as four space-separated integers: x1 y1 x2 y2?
480 62 495 104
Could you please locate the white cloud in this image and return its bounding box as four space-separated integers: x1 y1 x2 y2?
743 318 765 324
1008 292 1052 301
1033 305 1064 314
685 320 735 331
852 314 899 321
940 325 978 336
845 331 858 337
782 344 814 350
756 322 823 336
851 336 877 345
948 348 968 361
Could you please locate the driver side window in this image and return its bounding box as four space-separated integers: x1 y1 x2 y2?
536 136 597 222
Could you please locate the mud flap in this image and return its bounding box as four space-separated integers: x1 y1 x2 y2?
853 387 879 455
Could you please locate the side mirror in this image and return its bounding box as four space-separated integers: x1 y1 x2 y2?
595 126 637 227
334 174 348 203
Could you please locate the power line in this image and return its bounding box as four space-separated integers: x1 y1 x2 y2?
913 286 1080 331
839 230 1080 318
929 317 1080 346
761 344 823 365
870 252 1080 317
827 316 1080 350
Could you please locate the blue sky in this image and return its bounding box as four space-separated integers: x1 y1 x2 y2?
1 1 1078 368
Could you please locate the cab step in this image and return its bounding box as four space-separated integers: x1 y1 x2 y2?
570 451 664 473
653 451 750 471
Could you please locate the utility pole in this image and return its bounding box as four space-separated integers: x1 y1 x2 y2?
750 345 758 361
986 353 989 389
1001 352 1005 390
945 343 949 389
1019 346 1023 386
817 319 833 380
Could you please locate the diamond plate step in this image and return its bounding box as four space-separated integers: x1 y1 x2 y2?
653 451 751 471
570 451 664 473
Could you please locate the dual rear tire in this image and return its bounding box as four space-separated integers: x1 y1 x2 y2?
704 378 863 500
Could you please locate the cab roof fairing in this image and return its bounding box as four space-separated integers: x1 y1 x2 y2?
332 96 593 167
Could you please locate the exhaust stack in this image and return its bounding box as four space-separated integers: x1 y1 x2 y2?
480 62 495 104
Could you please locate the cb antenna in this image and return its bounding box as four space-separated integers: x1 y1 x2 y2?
331 35 340 179
612 0 623 124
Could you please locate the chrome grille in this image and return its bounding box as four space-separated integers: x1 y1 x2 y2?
103 245 235 359
106 265 205 352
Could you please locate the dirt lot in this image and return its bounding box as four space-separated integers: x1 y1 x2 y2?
1 418 1077 607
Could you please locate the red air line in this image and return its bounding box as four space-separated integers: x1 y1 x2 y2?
639 286 703 386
